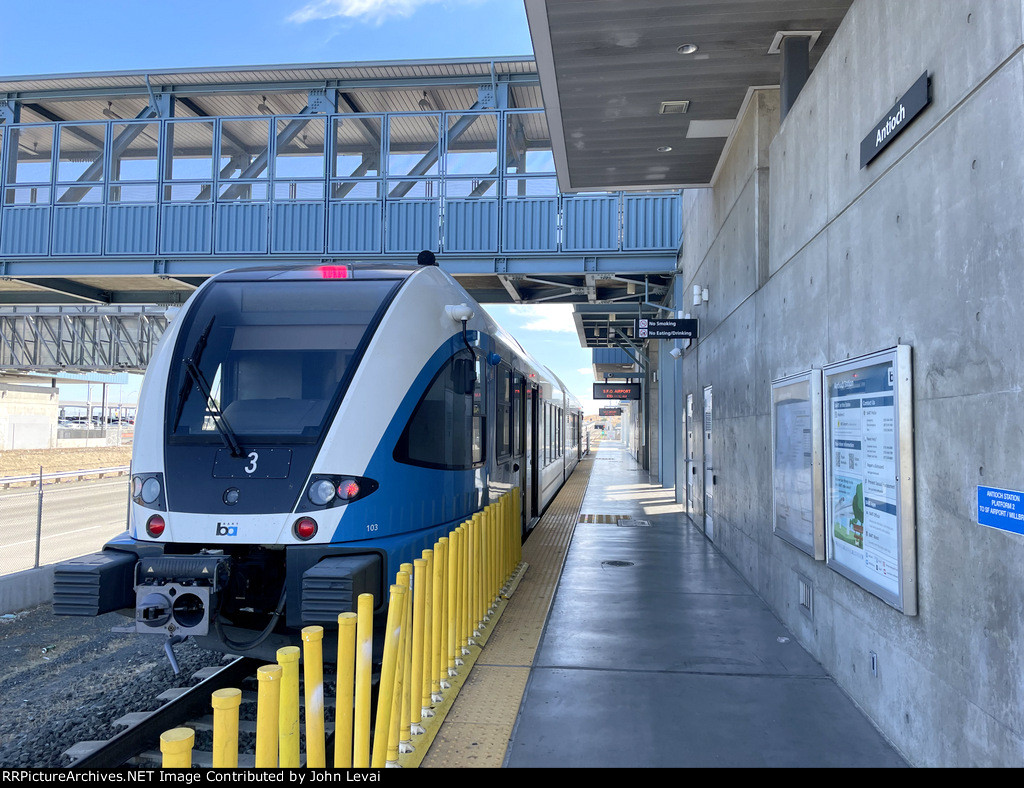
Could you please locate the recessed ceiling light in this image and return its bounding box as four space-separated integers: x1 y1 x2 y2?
659 100 690 115
677 44 699 55
657 146 673 153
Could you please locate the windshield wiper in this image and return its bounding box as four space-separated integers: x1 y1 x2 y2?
170 316 244 457
182 358 244 458
171 317 215 434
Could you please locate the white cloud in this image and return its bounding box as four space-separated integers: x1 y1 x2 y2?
505 304 578 333
289 0 475 25
577 367 592 376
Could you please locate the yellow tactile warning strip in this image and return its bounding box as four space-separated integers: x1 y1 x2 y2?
420 453 596 768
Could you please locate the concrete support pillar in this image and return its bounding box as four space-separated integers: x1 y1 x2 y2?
780 36 811 121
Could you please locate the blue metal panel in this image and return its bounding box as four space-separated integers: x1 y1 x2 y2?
385 200 439 253
0 207 50 255
593 348 634 365
563 196 618 251
106 205 157 255
161 204 213 254
216 203 268 254
271 202 325 254
443 199 497 252
52 206 103 255
501 198 557 252
328 202 382 253
622 194 682 250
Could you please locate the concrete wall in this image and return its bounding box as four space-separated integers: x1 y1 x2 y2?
671 0 1024 766
0 384 59 450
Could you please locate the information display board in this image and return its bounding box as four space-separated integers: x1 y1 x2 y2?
771 370 824 558
594 383 640 400
823 346 916 614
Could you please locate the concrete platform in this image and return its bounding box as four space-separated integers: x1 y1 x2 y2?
504 441 907 768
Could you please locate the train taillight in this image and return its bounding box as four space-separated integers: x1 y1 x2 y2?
293 517 318 540
146 514 166 538
337 479 360 500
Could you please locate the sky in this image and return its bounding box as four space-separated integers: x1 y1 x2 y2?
4 0 601 413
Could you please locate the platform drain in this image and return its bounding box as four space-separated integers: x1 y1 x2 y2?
602 560 635 568
579 513 631 523
618 519 651 527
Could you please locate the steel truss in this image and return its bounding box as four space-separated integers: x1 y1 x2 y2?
0 306 168 372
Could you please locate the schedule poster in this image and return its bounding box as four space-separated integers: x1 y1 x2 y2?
771 371 824 558
824 347 917 614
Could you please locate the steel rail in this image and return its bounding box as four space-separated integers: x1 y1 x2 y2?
68 656 262 768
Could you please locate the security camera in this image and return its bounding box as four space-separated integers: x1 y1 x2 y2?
669 347 682 359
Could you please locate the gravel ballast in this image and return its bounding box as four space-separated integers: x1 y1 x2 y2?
0 604 222 767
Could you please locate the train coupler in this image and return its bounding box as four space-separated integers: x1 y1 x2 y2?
135 554 231 638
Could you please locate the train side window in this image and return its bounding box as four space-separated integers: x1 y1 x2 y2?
511 373 523 458
395 349 485 470
496 363 511 460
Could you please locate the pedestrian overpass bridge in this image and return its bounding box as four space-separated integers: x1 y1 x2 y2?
0 57 678 371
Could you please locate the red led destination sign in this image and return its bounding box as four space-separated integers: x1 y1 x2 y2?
594 383 640 401
599 408 623 416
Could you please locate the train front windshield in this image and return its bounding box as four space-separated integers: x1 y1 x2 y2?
167 278 399 443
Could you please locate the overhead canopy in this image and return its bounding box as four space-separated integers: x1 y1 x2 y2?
525 0 853 191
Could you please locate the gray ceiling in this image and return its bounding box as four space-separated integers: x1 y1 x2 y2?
526 0 853 191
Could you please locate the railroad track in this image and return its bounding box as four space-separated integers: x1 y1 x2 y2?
64 656 264 768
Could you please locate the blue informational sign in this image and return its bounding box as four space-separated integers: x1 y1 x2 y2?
977 486 1024 535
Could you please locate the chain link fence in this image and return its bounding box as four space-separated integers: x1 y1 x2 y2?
0 472 130 576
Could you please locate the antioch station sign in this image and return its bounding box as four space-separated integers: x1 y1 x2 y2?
861 71 931 168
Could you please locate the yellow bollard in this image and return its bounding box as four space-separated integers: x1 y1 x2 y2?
447 528 459 673
211 688 242 769
410 557 427 732
302 626 326 768
433 537 448 695
277 645 301 768
456 524 468 658
335 612 357 769
255 665 282 768
393 565 413 758
420 549 434 715
371 584 406 768
354 593 374 768
160 727 194 769
471 512 482 635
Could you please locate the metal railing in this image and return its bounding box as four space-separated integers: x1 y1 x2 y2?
0 467 130 576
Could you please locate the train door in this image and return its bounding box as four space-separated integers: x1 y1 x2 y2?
529 385 540 519
685 393 696 519
513 372 527 528
703 385 714 540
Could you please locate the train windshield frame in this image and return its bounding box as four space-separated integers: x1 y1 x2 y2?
165 276 401 446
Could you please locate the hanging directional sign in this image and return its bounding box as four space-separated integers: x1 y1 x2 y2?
594 383 640 400
634 318 699 339
599 407 623 416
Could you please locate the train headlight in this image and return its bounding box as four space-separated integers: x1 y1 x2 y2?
293 517 318 541
132 472 166 511
141 477 162 504
308 479 337 506
297 475 378 512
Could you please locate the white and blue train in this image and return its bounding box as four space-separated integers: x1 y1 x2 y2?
54 261 583 661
